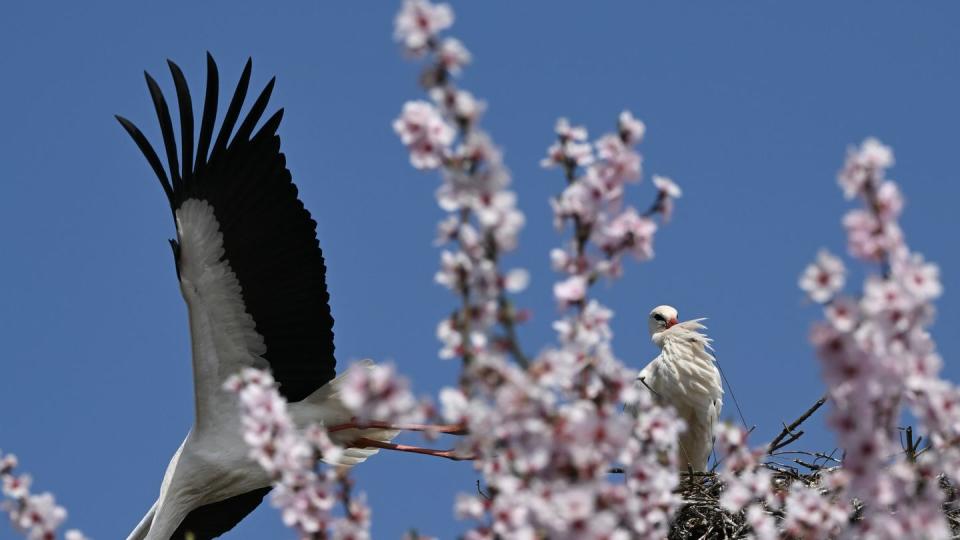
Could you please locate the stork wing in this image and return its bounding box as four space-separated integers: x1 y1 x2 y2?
171 487 271 540
116 54 337 432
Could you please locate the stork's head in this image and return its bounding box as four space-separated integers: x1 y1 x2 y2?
648 305 679 336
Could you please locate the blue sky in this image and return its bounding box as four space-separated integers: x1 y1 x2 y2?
1 1 959 538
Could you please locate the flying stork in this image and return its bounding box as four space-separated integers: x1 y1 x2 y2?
630 305 723 472
116 54 444 539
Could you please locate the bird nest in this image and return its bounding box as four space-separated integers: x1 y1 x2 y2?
666 397 960 539
668 463 829 540
669 467 960 539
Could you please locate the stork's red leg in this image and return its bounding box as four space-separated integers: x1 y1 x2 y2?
327 420 468 436
349 437 474 461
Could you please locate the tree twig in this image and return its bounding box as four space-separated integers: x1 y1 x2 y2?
768 394 828 454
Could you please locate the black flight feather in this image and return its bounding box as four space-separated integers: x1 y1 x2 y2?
114 115 175 207
167 60 194 183
209 57 251 162
144 71 182 193
195 53 219 174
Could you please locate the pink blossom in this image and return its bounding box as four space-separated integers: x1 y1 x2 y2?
549 248 572 272
875 180 903 220
618 110 646 144
897 255 942 302
436 316 488 359
393 0 454 54
0 451 84 540
594 134 642 185
652 175 681 199
552 300 613 348
554 117 588 143
439 387 470 424
503 268 530 293
430 86 484 123
340 361 421 425
0 454 16 475
800 139 957 536
393 100 454 169
14 493 68 536
843 208 903 262
837 137 894 199
553 274 587 306
552 181 601 227
541 141 594 169
542 118 594 169
825 295 859 333
435 249 471 292
596 208 657 261
225 369 369 538
799 249 846 303
781 483 848 540
437 37 471 74
652 175 681 222
2 473 31 499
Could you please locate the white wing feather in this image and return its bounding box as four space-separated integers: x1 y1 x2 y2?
176 199 270 435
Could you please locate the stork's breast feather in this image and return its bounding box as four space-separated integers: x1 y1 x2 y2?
652 334 723 420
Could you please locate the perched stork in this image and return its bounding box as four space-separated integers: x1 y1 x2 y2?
632 305 723 471
116 55 402 539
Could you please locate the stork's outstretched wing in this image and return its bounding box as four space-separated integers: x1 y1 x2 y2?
117 54 336 538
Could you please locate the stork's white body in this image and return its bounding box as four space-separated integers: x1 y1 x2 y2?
634 307 723 471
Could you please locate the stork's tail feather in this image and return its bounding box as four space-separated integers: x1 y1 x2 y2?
304 360 400 467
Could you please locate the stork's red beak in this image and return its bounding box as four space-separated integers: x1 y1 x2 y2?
666 317 678 328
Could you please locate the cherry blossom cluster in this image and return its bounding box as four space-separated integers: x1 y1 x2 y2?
423 108 688 537
393 0 528 367
393 3 689 536
224 369 370 539
712 139 953 538
0 451 87 540
339 361 425 425
440 336 682 538
714 423 850 540
544 114 680 306
797 137 953 536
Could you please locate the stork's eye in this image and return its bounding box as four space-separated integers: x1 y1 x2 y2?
653 313 665 322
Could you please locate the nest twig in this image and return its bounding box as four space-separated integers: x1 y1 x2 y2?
666 396 960 539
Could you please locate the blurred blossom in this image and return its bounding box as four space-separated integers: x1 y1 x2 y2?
437 37 471 74
394 0 454 54
596 208 657 261
503 268 530 293
652 175 681 199
341 362 422 425
0 450 85 540
652 175 681 222
799 249 846 303
555 117 588 142
430 87 484 124
800 138 953 536
824 295 859 333
553 274 587 307
837 137 894 199
618 110 646 144
225 369 371 538
393 100 454 169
